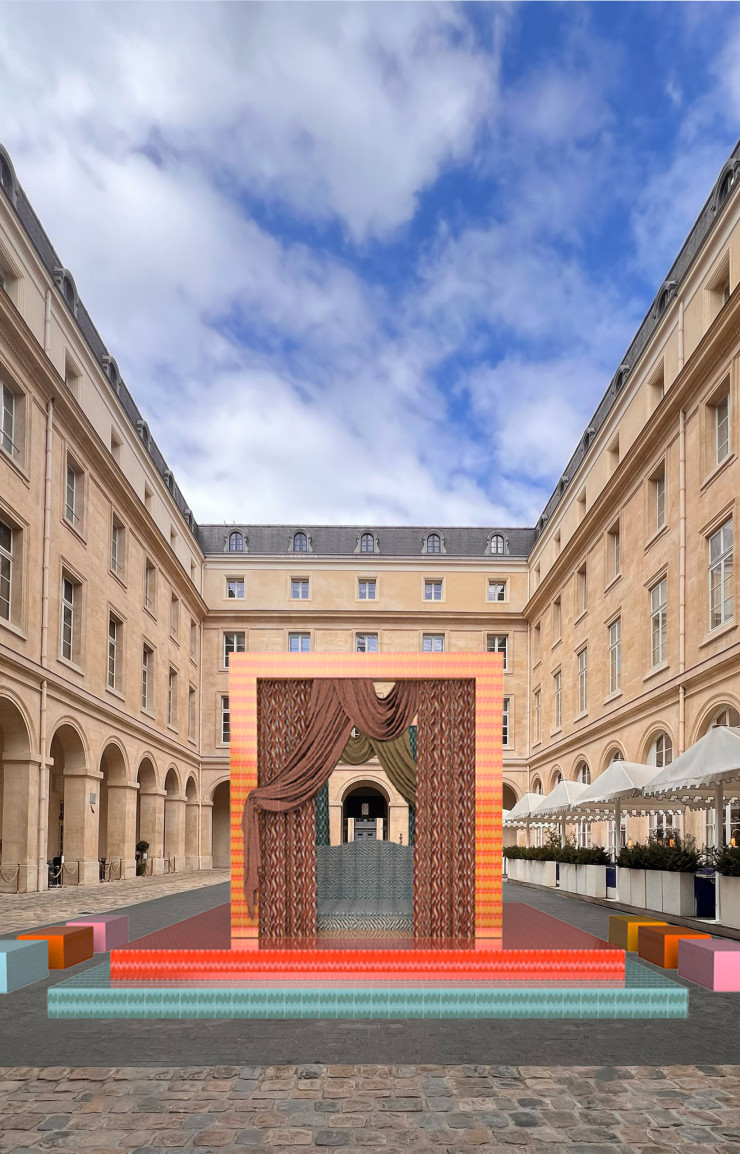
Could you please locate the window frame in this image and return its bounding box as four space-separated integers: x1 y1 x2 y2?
422 633 444 653
288 632 311 653
708 519 734 631
425 533 441 554
226 576 245 600
141 643 154 713
487 580 506 602
0 376 25 470
355 632 378 653
423 578 443 602
292 532 308 553
167 666 178 728
0 515 13 622
63 454 85 534
220 694 230 743
553 669 562 730
110 514 126 581
486 634 509 671
223 630 246 668
360 532 375 554
533 687 542 744
502 696 511 747
650 577 668 667
608 617 622 695
144 560 157 615
290 577 310 600
577 646 588 714
107 611 122 693
358 578 377 601
188 685 197 741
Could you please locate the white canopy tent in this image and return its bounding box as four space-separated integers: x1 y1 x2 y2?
531 780 588 842
503 792 547 846
644 726 740 848
570 761 685 855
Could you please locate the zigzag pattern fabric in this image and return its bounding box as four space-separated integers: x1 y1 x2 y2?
415 680 476 944
408 725 417 846
257 679 316 940
315 783 330 846
316 841 414 937
317 912 414 934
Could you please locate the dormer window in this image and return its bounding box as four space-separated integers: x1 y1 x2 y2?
360 532 375 553
293 532 308 552
136 419 150 449
54 267 78 317
228 531 244 552
426 533 441 554
0 147 17 206
490 534 505 555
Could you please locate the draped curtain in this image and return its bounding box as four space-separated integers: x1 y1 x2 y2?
414 680 476 943
339 730 417 805
244 678 419 919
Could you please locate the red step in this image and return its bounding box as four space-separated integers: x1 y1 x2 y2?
111 946 624 983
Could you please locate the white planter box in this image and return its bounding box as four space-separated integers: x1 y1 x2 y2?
661 871 695 917
718 874 740 929
539 860 557 888
580 864 607 898
559 863 578 893
645 870 663 912
629 869 647 908
617 867 633 904
507 858 522 882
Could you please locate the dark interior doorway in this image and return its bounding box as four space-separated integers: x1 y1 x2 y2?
343 784 388 842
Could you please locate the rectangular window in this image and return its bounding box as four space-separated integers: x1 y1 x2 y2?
291 578 309 599
223 630 246 667
141 644 153 711
486 634 508 671
144 561 156 613
288 632 310 652
554 670 562 730
190 619 198 660
422 634 444 652
650 578 667 666
1 381 16 459
715 393 730 464
188 687 196 740
226 578 244 599
356 633 378 652
60 575 78 662
533 622 541 665
709 520 734 630
609 618 621 695
608 523 620 579
424 579 443 601
576 564 587 615
502 697 510 747
168 668 177 727
358 579 376 600
0 518 12 621
651 466 666 533
111 516 125 578
578 647 588 714
553 597 562 640
170 594 179 638
107 614 121 691
64 460 83 527
221 694 230 743
533 688 541 743
487 581 506 602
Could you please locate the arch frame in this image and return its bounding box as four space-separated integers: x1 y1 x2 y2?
691 694 740 744
0 688 36 757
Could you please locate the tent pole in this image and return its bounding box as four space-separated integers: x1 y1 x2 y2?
714 782 724 849
614 799 622 860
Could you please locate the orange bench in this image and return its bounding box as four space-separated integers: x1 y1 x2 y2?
637 924 711 969
18 925 94 969
608 915 667 952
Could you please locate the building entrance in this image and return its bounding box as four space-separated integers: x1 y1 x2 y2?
342 784 388 842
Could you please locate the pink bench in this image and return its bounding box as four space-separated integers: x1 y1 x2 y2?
66 914 129 953
677 937 740 991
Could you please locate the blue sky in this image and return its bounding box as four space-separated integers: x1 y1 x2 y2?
1 2 739 527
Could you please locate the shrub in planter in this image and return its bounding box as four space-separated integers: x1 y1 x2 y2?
616 834 701 872
706 845 740 876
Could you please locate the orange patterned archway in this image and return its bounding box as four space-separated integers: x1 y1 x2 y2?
229 652 503 948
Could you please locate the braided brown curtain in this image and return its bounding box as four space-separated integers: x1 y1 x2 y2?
415 679 476 943
244 678 419 917
257 680 314 939
340 730 417 805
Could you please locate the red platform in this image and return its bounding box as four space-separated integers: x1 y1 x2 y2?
112 904 623 983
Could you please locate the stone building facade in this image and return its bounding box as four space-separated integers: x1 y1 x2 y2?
1 138 740 890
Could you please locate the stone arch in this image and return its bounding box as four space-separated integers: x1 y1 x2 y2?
692 698 740 743
0 143 19 206
548 766 563 790
0 694 34 890
163 766 185 868
639 724 677 766
502 781 519 811
184 774 199 869
98 740 128 865
338 774 392 807
135 755 161 869
573 758 591 784
600 743 626 773
48 721 93 883
531 775 544 795
211 780 230 869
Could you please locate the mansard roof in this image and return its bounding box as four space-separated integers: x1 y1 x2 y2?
197 524 536 558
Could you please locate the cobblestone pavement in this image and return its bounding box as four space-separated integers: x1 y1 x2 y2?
0 871 230 934
1 1064 740 1153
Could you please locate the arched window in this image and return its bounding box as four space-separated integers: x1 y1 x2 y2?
360 532 375 553
228 531 243 552
710 706 740 729
0 154 12 195
609 748 625 763
576 762 591 785
532 777 543 795
491 534 505 555
718 169 735 208
552 769 562 787
426 533 441 554
648 732 673 767
293 532 307 552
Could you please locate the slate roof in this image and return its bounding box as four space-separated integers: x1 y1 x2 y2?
196 524 536 558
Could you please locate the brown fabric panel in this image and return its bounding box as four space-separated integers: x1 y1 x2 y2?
257 680 315 940
414 680 476 943
339 730 417 805
244 677 420 915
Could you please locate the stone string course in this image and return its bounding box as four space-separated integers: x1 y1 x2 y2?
0 1064 739 1153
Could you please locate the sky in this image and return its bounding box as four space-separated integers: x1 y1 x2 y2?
1 2 739 529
